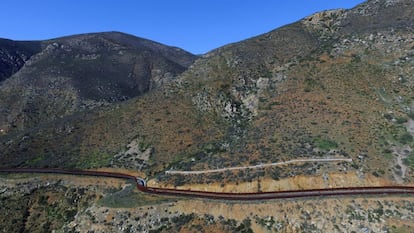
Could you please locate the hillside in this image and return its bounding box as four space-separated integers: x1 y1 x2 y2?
1 0 414 185
2 0 414 232
0 32 197 134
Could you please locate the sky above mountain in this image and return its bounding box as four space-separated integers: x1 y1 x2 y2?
1 0 364 54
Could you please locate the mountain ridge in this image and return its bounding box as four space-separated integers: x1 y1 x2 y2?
0 31 197 134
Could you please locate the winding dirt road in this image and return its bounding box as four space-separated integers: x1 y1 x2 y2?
165 158 353 175
1 168 414 201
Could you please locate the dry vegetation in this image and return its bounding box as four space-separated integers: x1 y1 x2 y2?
4 173 411 233
2 1 414 189
1 0 414 231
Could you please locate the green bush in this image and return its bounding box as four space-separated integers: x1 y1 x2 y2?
314 138 338 150
76 150 112 169
399 133 413 144
396 117 408 124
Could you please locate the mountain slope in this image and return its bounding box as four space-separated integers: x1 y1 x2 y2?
1 0 414 186
0 32 197 134
0 39 41 82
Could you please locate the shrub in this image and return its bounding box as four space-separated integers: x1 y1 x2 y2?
314 138 338 150
399 133 413 144
396 117 408 124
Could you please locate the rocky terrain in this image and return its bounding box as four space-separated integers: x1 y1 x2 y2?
1 0 414 232
1 174 414 233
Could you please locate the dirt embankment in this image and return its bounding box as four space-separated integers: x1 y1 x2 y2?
88 167 146 178
149 171 399 193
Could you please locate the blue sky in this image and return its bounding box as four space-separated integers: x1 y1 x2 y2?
1 0 365 54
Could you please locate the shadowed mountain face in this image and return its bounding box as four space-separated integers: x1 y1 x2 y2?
0 32 197 133
1 0 414 186
0 39 41 82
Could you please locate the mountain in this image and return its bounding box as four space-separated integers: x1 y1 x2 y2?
1 0 414 185
0 32 197 133
2 1 414 232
